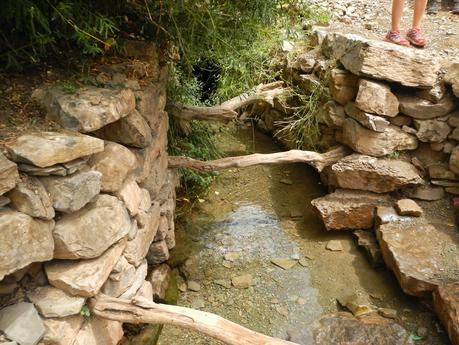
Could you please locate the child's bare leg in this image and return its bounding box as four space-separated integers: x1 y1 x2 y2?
391 0 405 31
412 0 428 29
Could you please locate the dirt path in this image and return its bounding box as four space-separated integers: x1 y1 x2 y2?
312 0 459 63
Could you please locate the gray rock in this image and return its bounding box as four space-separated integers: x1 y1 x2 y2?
88 141 137 193
115 177 142 216
139 153 168 200
101 256 136 297
0 302 45 345
42 315 84 345
7 176 54 219
329 33 439 87
330 154 423 193
0 153 19 196
398 93 456 120
27 286 85 318
414 119 451 142
344 103 390 132
18 158 88 177
42 86 135 133
40 170 101 213
0 210 54 281
355 79 399 117
93 109 152 148
5 132 104 168
119 259 148 299
329 68 359 105
45 239 127 297
340 118 418 157
318 101 346 128
53 194 131 260
147 240 169 265
149 264 171 301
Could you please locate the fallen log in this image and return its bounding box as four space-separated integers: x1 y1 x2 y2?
166 82 291 123
90 295 298 345
168 146 350 172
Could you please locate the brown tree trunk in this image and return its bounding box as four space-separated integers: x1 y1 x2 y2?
89 295 298 345
168 146 349 172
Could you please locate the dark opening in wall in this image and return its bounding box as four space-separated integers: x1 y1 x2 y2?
193 60 221 103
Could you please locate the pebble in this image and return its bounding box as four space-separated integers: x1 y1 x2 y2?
326 240 343 251
271 258 297 270
298 257 310 267
378 308 398 319
232 274 254 289
222 261 233 269
224 252 239 262
214 279 232 289
187 281 201 292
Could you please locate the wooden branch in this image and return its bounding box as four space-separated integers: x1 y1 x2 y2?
166 83 291 123
168 146 350 173
90 295 297 345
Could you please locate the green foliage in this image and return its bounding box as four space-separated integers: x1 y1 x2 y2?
80 305 90 321
386 151 401 160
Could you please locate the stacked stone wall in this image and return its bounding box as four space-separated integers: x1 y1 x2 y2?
0 42 178 345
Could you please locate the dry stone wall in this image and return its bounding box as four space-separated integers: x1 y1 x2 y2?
0 42 178 345
256 31 459 345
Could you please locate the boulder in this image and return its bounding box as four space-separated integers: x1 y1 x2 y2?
344 103 390 133
354 79 399 117
318 101 346 128
7 176 54 219
311 189 390 230
88 141 137 193
5 132 104 168
330 154 423 193
0 302 45 345
53 195 131 260
124 203 161 267
27 286 85 318
40 171 101 213
42 87 135 133
45 239 127 297
376 220 459 296
340 118 418 157
433 283 459 345
149 264 171 301
403 185 445 201
42 315 84 345
93 110 152 148
414 119 451 143
329 33 439 87
450 146 459 175
115 177 142 216
101 256 136 297
445 63 459 97
72 316 123 345
398 93 456 120
147 240 170 265
329 68 359 105
0 153 19 196
0 210 54 280
291 312 412 344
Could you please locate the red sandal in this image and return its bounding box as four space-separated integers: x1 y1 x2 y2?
384 30 410 47
406 28 427 47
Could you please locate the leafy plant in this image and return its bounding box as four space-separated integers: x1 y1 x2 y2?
80 305 90 321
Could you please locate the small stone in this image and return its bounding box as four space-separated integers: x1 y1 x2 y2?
222 261 233 269
187 281 201 292
378 308 398 319
276 306 289 316
296 297 306 305
417 327 428 339
337 294 373 316
394 199 423 217
190 298 205 309
326 240 343 251
149 264 170 301
280 178 293 185
232 274 253 289
270 258 297 270
214 279 231 289
298 258 310 267
178 283 187 292
224 252 239 262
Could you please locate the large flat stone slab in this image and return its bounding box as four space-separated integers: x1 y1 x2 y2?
5 132 104 168
398 93 456 120
311 189 390 231
0 153 19 196
27 286 85 318
330 154 423 193
45 239 127 297
376 215 459 297
340 118 418 157
42 87 135 133
434 283 459 345
0 209 54 280
0 302 45 345
329 33 439 87
53 194 130 260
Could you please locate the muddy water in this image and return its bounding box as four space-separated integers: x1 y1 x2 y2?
158 125 449 345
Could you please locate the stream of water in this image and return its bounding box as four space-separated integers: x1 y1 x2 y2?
158 125 449 345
